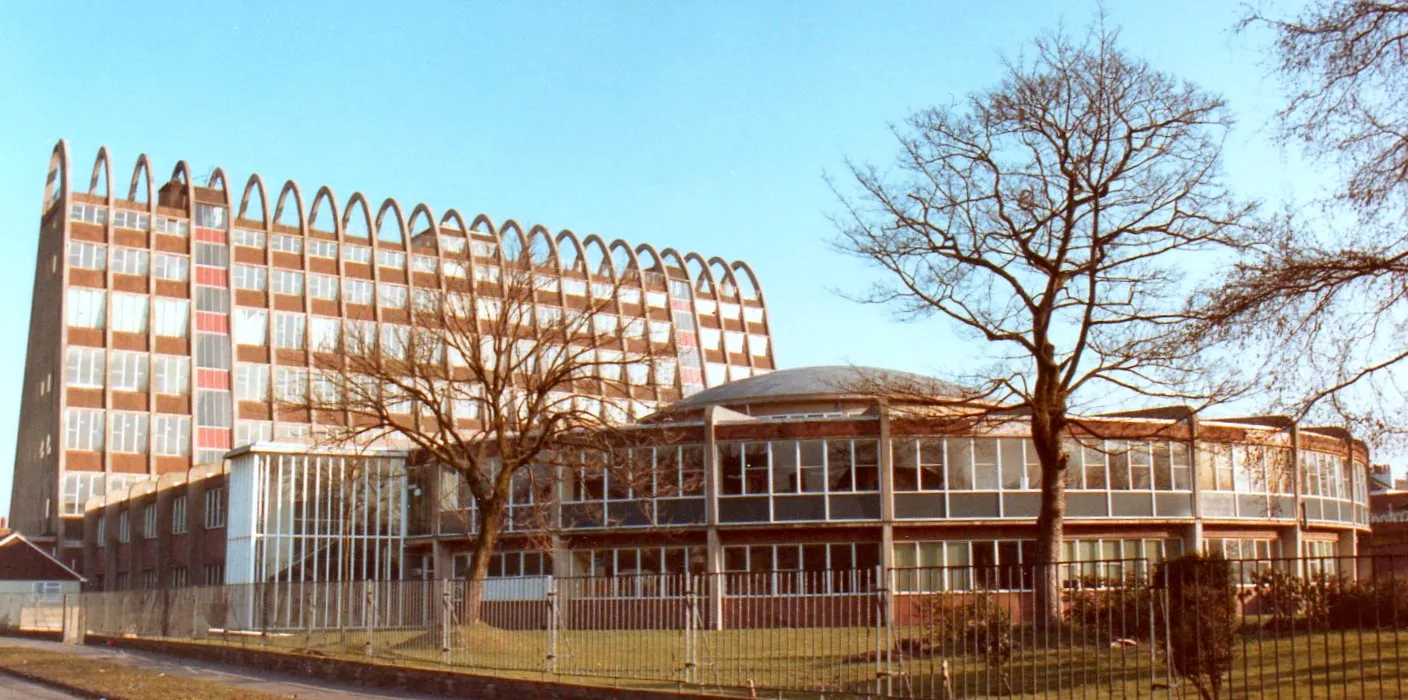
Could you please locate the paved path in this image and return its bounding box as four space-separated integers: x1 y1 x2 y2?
0 674 80 700
0 636 453 699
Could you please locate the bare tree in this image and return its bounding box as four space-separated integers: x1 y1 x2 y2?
1188 2 1408 438
284 234 668 622
832 23 1258 624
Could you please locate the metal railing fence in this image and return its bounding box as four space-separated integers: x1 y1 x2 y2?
12 554 1408 698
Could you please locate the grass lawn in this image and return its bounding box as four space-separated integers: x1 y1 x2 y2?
0 644 288 700
167 624 1408 698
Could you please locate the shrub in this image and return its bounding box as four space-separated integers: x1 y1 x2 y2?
911 592 1016 694
1158 554 1235 700
1065 573 1159 641
1243 567 1313 633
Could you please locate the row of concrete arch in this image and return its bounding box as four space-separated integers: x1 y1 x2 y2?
44 140 767 307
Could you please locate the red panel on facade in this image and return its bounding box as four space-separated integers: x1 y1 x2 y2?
196 368 230 390
681 368 704 384
195 266 228 287
675 331 698 347
196 427 232 449
195 312 229 334
671 299 693 313
194 227 228 244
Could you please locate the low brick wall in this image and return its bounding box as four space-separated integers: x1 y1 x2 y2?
87 635 720 699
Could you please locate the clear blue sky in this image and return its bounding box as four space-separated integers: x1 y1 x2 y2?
0 1 1327 516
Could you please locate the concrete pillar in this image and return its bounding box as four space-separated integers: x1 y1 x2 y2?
1338 529 1359 580
707 527 724 631
877 399 895 627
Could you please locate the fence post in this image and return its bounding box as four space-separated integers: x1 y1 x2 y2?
874 565 892 698
684 574 697 686
545 576 558 675
364 581 376 658
440 579 452 666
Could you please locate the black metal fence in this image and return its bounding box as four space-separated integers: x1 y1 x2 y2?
53 555 1408 698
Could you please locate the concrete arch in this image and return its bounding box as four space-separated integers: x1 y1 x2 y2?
206 167 230 205
554 230 589 275
469 213 497 235
237 174 270 228
634 243 666 274
128 154 154 207
683 252 718 295
526 224 560 266
272 180 307 233
730 261 765 302
88 147 113 202
170 160 191 187
707 257 742 301
581 235 615 278
439 208 470 240
44 140 69 212
374 198 407 246
498 219 531 265
342 192 374 239
406 203 439 244
308 186 341 236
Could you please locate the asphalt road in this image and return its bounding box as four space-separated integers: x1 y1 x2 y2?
0 636 452 699
0 674 80 699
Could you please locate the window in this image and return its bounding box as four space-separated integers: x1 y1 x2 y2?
342 245 371 264
171 495 188 534
67 288 106 328
65 347 105 388
443 260 467 278
111 209 150 231
270 234 302 254
234 364 270 401
309 316 340 352
152 355 189 396
142 503 157 539
110 293 148 333
893 438 947 491
69 203 108 225
67 241 106 270
194 242 230 268
195 391 232 428
60 472 106 516
232 229 265 249
193 287 228 315
271 269 303 295
380 324 408 359
153 298 189 338
65 408 104 450
205 487 226 529
154 216 189 237
170 567 188 587
232 264 267 291
412 255 437 273
234 308 267 345
109 351 149 392
195 204 228 230
110 247 149 276
378 283 407 309
96 518 106 542
119 511 131 543
236 421 273 446
343 278 372 305
377 249 405 269
152 415 190 456
274 313 305 349
307 273 338 300
110 412 149 454
203 563 225 585
307 239 338 259
153 253 189 281
195 333 231 369
274 367 307 402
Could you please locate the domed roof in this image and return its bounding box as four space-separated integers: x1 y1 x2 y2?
665 365 969 410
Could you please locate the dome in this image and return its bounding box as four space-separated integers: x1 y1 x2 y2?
664 365 969 411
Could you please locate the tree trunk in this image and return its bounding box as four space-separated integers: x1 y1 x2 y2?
461 499 507 625
1030 401 1068 631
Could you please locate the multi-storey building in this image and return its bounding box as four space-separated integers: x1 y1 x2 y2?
81 365 1372 612
13 140 776 566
